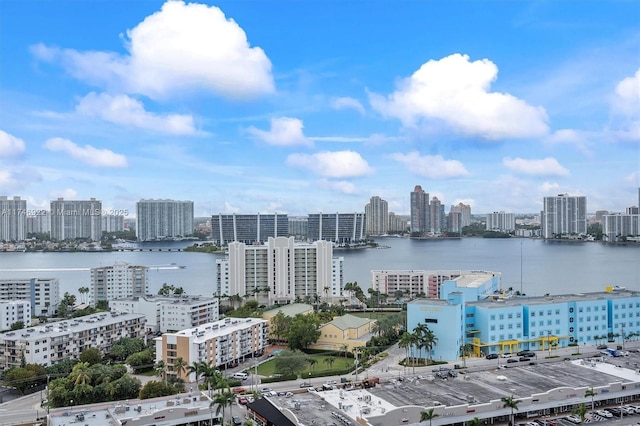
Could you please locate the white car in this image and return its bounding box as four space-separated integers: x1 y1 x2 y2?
595 409 612 418
565 414 582 424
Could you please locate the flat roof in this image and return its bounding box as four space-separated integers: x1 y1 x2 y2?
167 317 267 343
0 312 145 342
452 272 497 288
471 289 640 308
112 294 217 306
263 303 313 317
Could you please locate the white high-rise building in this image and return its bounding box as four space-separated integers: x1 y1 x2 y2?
450 203 472 228
90 262 149 305
136 199 194 241
410 185 429 234
50 198 102 241
541 194 587 239
0 196 27 241
101 214 125 233
365 196 388 236
26 211 51 235
0 301 31 330
0 278 60 317
602 213 640 242
486 211 516 232
216 236 344 304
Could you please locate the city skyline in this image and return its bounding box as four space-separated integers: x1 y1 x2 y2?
1 1 638 216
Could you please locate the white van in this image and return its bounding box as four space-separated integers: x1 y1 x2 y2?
232 372 248 380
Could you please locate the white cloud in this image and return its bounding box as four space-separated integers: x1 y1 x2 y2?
389 151 469 179
31 0 274 100
286 150 373 178
43 137 128 168
609 68 640 141
49 188 78 199
332 97 365 115
544 129 594 156
503 157 570 177
76 92 197 135
0 169 42 191
369 53 550 139
624 170 640 186
246 117 312 147
0 130 26 157
223 201 240 214
318 179 357 194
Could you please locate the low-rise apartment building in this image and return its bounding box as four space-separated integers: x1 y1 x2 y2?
0 278 60 317
0 300 31 331
156 317 268 381
110 294 219 333
0 311 146 369
309 314 376 353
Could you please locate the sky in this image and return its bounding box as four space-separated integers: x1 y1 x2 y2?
0 0 639 218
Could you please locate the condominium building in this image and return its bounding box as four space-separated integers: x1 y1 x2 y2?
210 213 288 245
407 289 640 361
0 301 31 330
0 312 146 369
50 198 102 241
486 211 516 232
450 202 472 228
0 196 27 241
430 196 445 234
26 211 51 235
288 216 308 240
541 194 587 239
136 199 194 241
101 214 125 233
216 236 344 304
156 317 268 380
0 278 60 317
602 213 640 242
447 210 463 234
364 196 388 236
307 212 366 244
388 212 408 233
110 294 219 333
410 185 429 234
371 270 500 301
90 262 149 305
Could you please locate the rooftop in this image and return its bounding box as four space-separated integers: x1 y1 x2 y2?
0 312 145 342
451 271 499 288
263 303 314 318
325 314 376 330
472 289 640 308
112 294 217 306
166 317 267 343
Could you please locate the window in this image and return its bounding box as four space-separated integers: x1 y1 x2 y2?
425 318 438 324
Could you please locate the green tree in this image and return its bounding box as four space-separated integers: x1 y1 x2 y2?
155 360 168 385
106 374 141 401
501 395 520 426
174 357 187 379
584 387 596 411
271 311 289 344
287 313 320 350
324 356 336 369
573 403 588 423
126 349 155 373
71 362 92 385
139 380 179 399
3 367 36 394
78 286 90 304
10 321 25 330
420 408 438 426
466 418 482 426
274 349 308 377
79 347 102 365
307 358 317 375
109 337 146 361
188 360 205 386
211 390 235 425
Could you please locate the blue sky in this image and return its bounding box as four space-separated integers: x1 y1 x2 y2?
0 0 638 217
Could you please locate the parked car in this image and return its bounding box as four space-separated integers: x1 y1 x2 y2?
597 344 608 349
260 387 273 394
517 350 534 357
519 357 530 362
300 382 312 388
565 414 582 424
237 396 248 405
595 409 612 418
500 353 512 358
486 353 499 359
507 358 518 363
232 417 242 425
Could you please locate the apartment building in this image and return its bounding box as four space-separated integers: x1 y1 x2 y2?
307 212 366 244
90 262 149 305
541 194 587 239
110 294 219 333
101 214 125 233
211 213 288 245
410 185 429 235
602 212 640 242
0 301 31 330
364 196 388 236
0 312 146 369
216 236 344 304
407 289 640 361
0 278 60 317
156 317 268 380
0 196 27 241
486 211 516 232
50 198 102 241
136 199 194 241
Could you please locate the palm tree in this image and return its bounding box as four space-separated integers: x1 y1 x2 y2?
584 387 596 411
77 286 90 305
188 360 205 387
307 358 317 376
201 364 220 397
174 357 187 379
466 417 482 426
211 390 234 425
573 403 588 424
340 344 349 360
420 408 438 426
501 395 520 426
324 356 336 369
154 360 168 385
71 362 91 386
398 332 413 373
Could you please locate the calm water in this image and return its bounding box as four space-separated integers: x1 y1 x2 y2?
0 238 638 298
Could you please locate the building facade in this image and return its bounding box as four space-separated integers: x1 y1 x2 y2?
602 213 640 242
450 203 472 228
101 214 125 233
216 236 344 304
407 289 640 361
307 212 366 244
0 278 60 317
156 317 268 380
388 212 408 234
486 211 516 232
364 196 388 236
211 213 288 245
0 196 27 242
26 211 51 236
50 198 102 241
0 301 31 330
410 185 429 235
0 312 146 369
430 196 445 234
110 294 219 333
90 262 149 305
136 199 194 241
288 216 308 240
541 194 587 239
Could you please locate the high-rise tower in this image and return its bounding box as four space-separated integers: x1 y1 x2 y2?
365 196 388 236
410 185 429 235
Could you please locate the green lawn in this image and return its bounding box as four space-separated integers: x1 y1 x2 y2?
256 353 353 377
350 311 398 320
